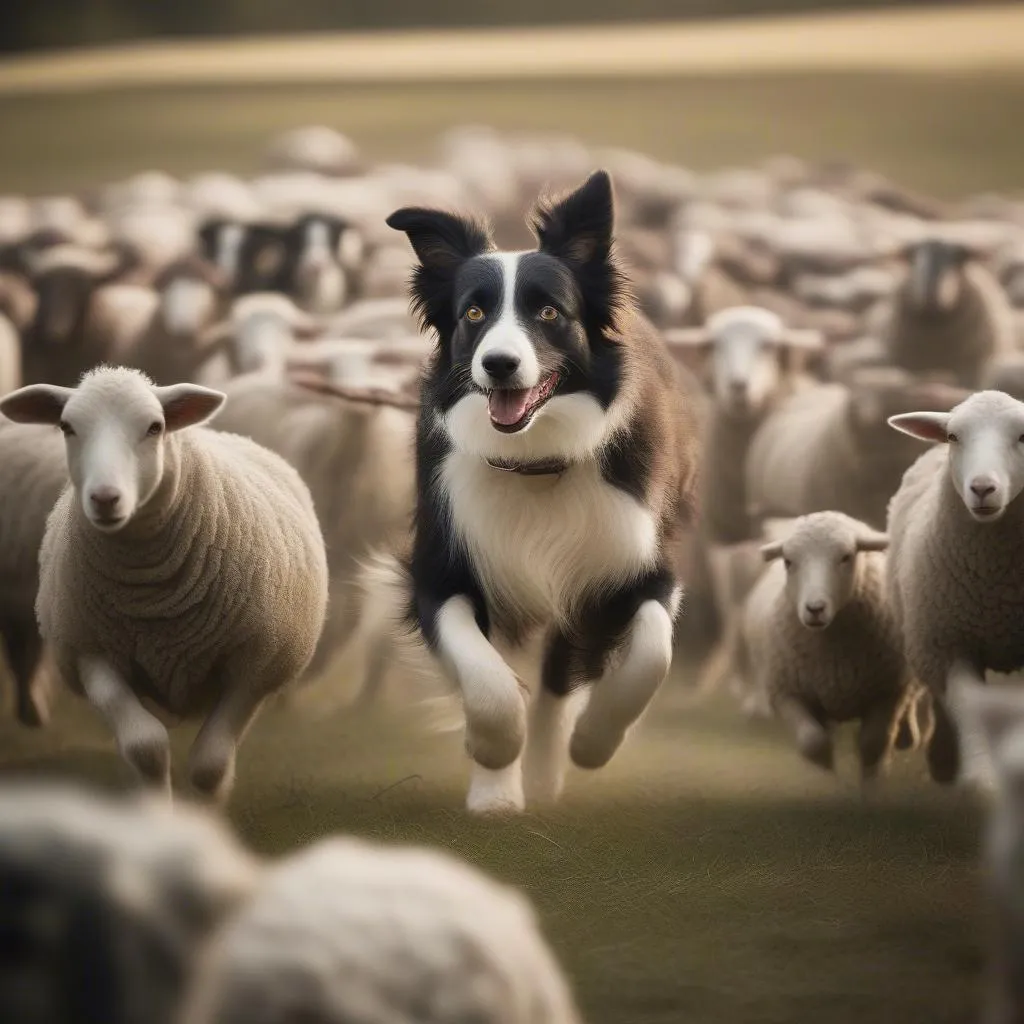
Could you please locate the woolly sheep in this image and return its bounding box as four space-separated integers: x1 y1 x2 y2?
180 836 583 1024
262 125 361 177
886 390 1024 784
0 781 258 1024
0 418 66 725
746 368 971 531
949 679 1024 1024
0 366 329 802
881 239 1016 387
736 511 912 776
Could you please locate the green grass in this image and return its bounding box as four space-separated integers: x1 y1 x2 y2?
0 671 988 1024
2 71 1024 197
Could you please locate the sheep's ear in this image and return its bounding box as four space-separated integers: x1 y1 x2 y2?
385 207 491 271
855 530 889 553
887 411 951 443
782 328 824 351
154 384 226 431
760 540 785 562
533 170 614 270
0 384 73 425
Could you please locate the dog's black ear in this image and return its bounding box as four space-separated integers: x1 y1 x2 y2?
532 170 626 333
533 170 614 269
386 208 491 271
386 208 492 337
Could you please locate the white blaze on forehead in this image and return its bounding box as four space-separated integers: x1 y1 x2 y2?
302 220 333 267
471 251 540 390
161 278 216 336
217 224 245 278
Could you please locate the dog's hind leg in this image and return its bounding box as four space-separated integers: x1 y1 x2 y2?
433 595 528 814
570 587 679 770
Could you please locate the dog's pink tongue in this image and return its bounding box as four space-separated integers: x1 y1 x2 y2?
488 388 532 426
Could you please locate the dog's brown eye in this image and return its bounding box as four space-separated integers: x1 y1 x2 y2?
146 421 163 437
58 421 74 437
947 432 958 443
465 306 485 323
539 306 559 321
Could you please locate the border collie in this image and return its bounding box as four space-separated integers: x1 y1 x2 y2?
385 170 700 814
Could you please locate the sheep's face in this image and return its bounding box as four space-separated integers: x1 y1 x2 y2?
889 391 1024 523
903 240 970 313
160 276 218 337
667 308 822 416
761 513 888 630
0 369 226 533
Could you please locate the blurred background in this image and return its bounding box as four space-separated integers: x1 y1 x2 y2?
1 4 1022 1024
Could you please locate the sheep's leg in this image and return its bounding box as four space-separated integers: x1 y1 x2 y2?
570 590 679 770
775 694 834 771
432 595 527 815
3 622 49 728
857 695 904 781
78 655 170 797
187 685 267 804
523 629 584 805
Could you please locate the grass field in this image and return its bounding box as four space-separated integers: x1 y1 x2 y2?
0 672 987 1024
0 12 1015 1019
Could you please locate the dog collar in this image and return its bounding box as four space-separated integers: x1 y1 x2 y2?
484 456 570 477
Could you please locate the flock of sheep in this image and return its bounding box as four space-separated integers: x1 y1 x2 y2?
3 121 1024 1021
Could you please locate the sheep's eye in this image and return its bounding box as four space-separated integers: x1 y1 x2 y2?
1018 434 1024 445
58 421 74 437
146 421 163 437
465 306 485 323
839 553 852 565
946 432 958 444
783 558 793 570
539 305 559 322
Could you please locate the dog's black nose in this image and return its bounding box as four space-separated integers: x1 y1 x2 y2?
482 352 521 381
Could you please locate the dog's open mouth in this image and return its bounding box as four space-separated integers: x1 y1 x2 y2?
486 371 560 433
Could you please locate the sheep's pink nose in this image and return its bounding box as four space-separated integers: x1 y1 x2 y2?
804 600 827 618
89 487 121 513
970 478 997 499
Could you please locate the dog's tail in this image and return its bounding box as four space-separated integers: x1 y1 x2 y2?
352 550 464 732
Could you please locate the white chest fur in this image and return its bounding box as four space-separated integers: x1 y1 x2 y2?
440 450 660 630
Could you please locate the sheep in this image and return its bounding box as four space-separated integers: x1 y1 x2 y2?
262 125 361 177
886 389 1024 785
880 239 1016 387
0 366 329 802
736 511 912 777
180 835 583 1024
211 366 417 701
948 678 1024 1024
0 418 67 726
19 242 139 386
123 257 231 384
0 780 259 1024
746 368 971 532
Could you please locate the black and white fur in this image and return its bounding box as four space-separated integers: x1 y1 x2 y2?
386 171 700 815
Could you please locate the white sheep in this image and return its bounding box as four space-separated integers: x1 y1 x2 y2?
180 836 583 1024
0 418 67 725
886 389 1024 785
0 780 258 1024
746 368 971 531
736 511 912 777
262 126 361 177
0 366 329 802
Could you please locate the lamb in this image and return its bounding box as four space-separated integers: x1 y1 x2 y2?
880 238 1016 387
736 511 912 777
886 389 1024 784
0 780 259 1024
180 836 584 1024
0 366 329 802
948 678 1024 1024
746 367 971 531
0 418 67 725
